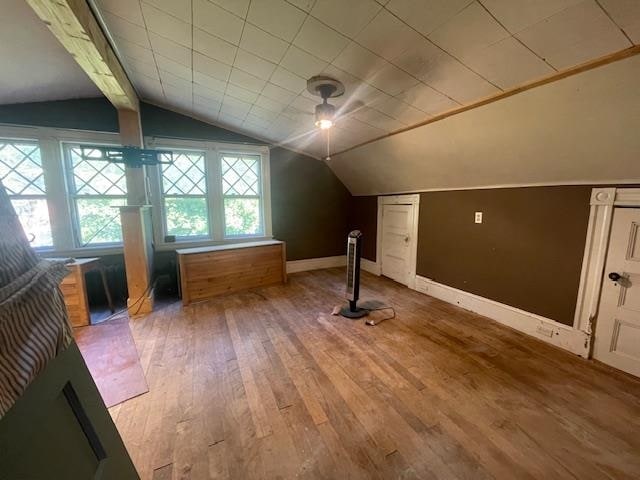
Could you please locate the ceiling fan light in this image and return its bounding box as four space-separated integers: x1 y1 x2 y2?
315 102 335 130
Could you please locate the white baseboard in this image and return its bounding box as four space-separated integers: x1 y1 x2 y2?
286 255 346 274
414 276 590 357
361 258 381 275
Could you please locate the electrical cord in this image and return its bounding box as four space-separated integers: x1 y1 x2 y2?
364 306 396 326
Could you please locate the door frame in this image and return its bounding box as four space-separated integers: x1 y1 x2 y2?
376 194 420 289
574 188 640 355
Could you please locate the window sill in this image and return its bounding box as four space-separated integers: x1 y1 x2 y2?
155 236 274 252
40 245 124 259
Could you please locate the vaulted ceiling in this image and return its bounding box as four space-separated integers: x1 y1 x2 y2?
93 0 640 158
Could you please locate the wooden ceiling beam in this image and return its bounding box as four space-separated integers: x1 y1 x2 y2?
25 0 138 111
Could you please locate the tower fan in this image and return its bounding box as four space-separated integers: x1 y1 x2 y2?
340 230 368 318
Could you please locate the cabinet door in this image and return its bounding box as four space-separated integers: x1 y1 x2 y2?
0 342 139 480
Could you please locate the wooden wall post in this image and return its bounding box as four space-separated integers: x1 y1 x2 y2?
120 206 154 315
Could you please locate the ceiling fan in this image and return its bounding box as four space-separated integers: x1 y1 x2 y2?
280 76 365 161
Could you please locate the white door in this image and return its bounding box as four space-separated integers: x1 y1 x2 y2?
381 204 414 285
594 208 640 377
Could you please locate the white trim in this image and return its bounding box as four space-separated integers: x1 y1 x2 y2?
414 276 590 357
361 258 381 275
350 179 640 197
573 188 640 346
377 194 420 289
286 255 346 274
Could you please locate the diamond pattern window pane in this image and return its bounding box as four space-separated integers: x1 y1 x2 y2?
222 155 260 196
0 141 45 195
161 151 206 195
68 146 127 195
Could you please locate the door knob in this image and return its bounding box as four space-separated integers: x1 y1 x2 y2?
608 272 622 282
404 235 410 243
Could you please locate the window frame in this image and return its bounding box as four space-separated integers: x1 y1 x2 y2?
62 140 128 248
0 124 123 256
0 135 52 249
147 137 272 250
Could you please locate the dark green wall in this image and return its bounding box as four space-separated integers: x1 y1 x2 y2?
347 195 377 261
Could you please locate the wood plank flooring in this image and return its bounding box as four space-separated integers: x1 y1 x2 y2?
109 268 640 480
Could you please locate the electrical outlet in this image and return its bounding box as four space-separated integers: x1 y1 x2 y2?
474 212 483 224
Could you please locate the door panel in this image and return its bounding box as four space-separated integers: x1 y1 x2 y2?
381 204 413 285
595 208 640 377
0 342 139 480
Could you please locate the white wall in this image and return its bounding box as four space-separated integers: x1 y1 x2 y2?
330 55 640 196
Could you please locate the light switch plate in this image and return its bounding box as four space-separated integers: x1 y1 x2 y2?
475 212 483 223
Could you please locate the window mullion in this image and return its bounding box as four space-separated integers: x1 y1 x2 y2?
41 135 74 251
208 147 224 241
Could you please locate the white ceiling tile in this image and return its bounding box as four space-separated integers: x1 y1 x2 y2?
288 94 317 113
194 90 224 109
270 67 307 93
218 112 246 128
141 3 191 47
164 83 192 104
234 49 278 79
240 24 289 63
193 52 232 81
125 56 159 79
428 2 510 59
396 83 459 114
229 67 268 93
419 54 499 103
193 83 226 103
255 95 287 113
598 0 640 44
356 9 422 61
208 0 250 18
516 0 631 69
293 16 350 62
371 96 427 124
247 0 307 41
193 28 237 65
193 96 221 112
333 42 387 80
280 46 329 78
159 70 192 91
221 97 252 118
156 55 192 81
149 33 191 67
311 0 381 37
193 72 227 94
367 62 419 95
244 115 271 130
143 0 191 23
463 36 553 89
103 13 151 48
193 0 244 45
225 83 260 103
392 38 448 78
481 0 584 33
250 105 280 120
287 0 316 12
115 37 156 65
96 0 145 26
353 107 404 131
262 82 298 104
386 0 473 35
129 70 161 89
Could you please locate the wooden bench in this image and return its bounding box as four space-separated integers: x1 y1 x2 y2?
177 240 286 305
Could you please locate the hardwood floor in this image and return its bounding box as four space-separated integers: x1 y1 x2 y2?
109 268 640 480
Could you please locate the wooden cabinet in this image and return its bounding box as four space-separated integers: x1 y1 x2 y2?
177 240 286 305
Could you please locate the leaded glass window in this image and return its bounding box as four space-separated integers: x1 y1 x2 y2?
0 139 52 247
221 154 262 237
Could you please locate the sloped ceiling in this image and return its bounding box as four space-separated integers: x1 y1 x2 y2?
93 0 640 158
330 54 640 195
0 0 101 104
